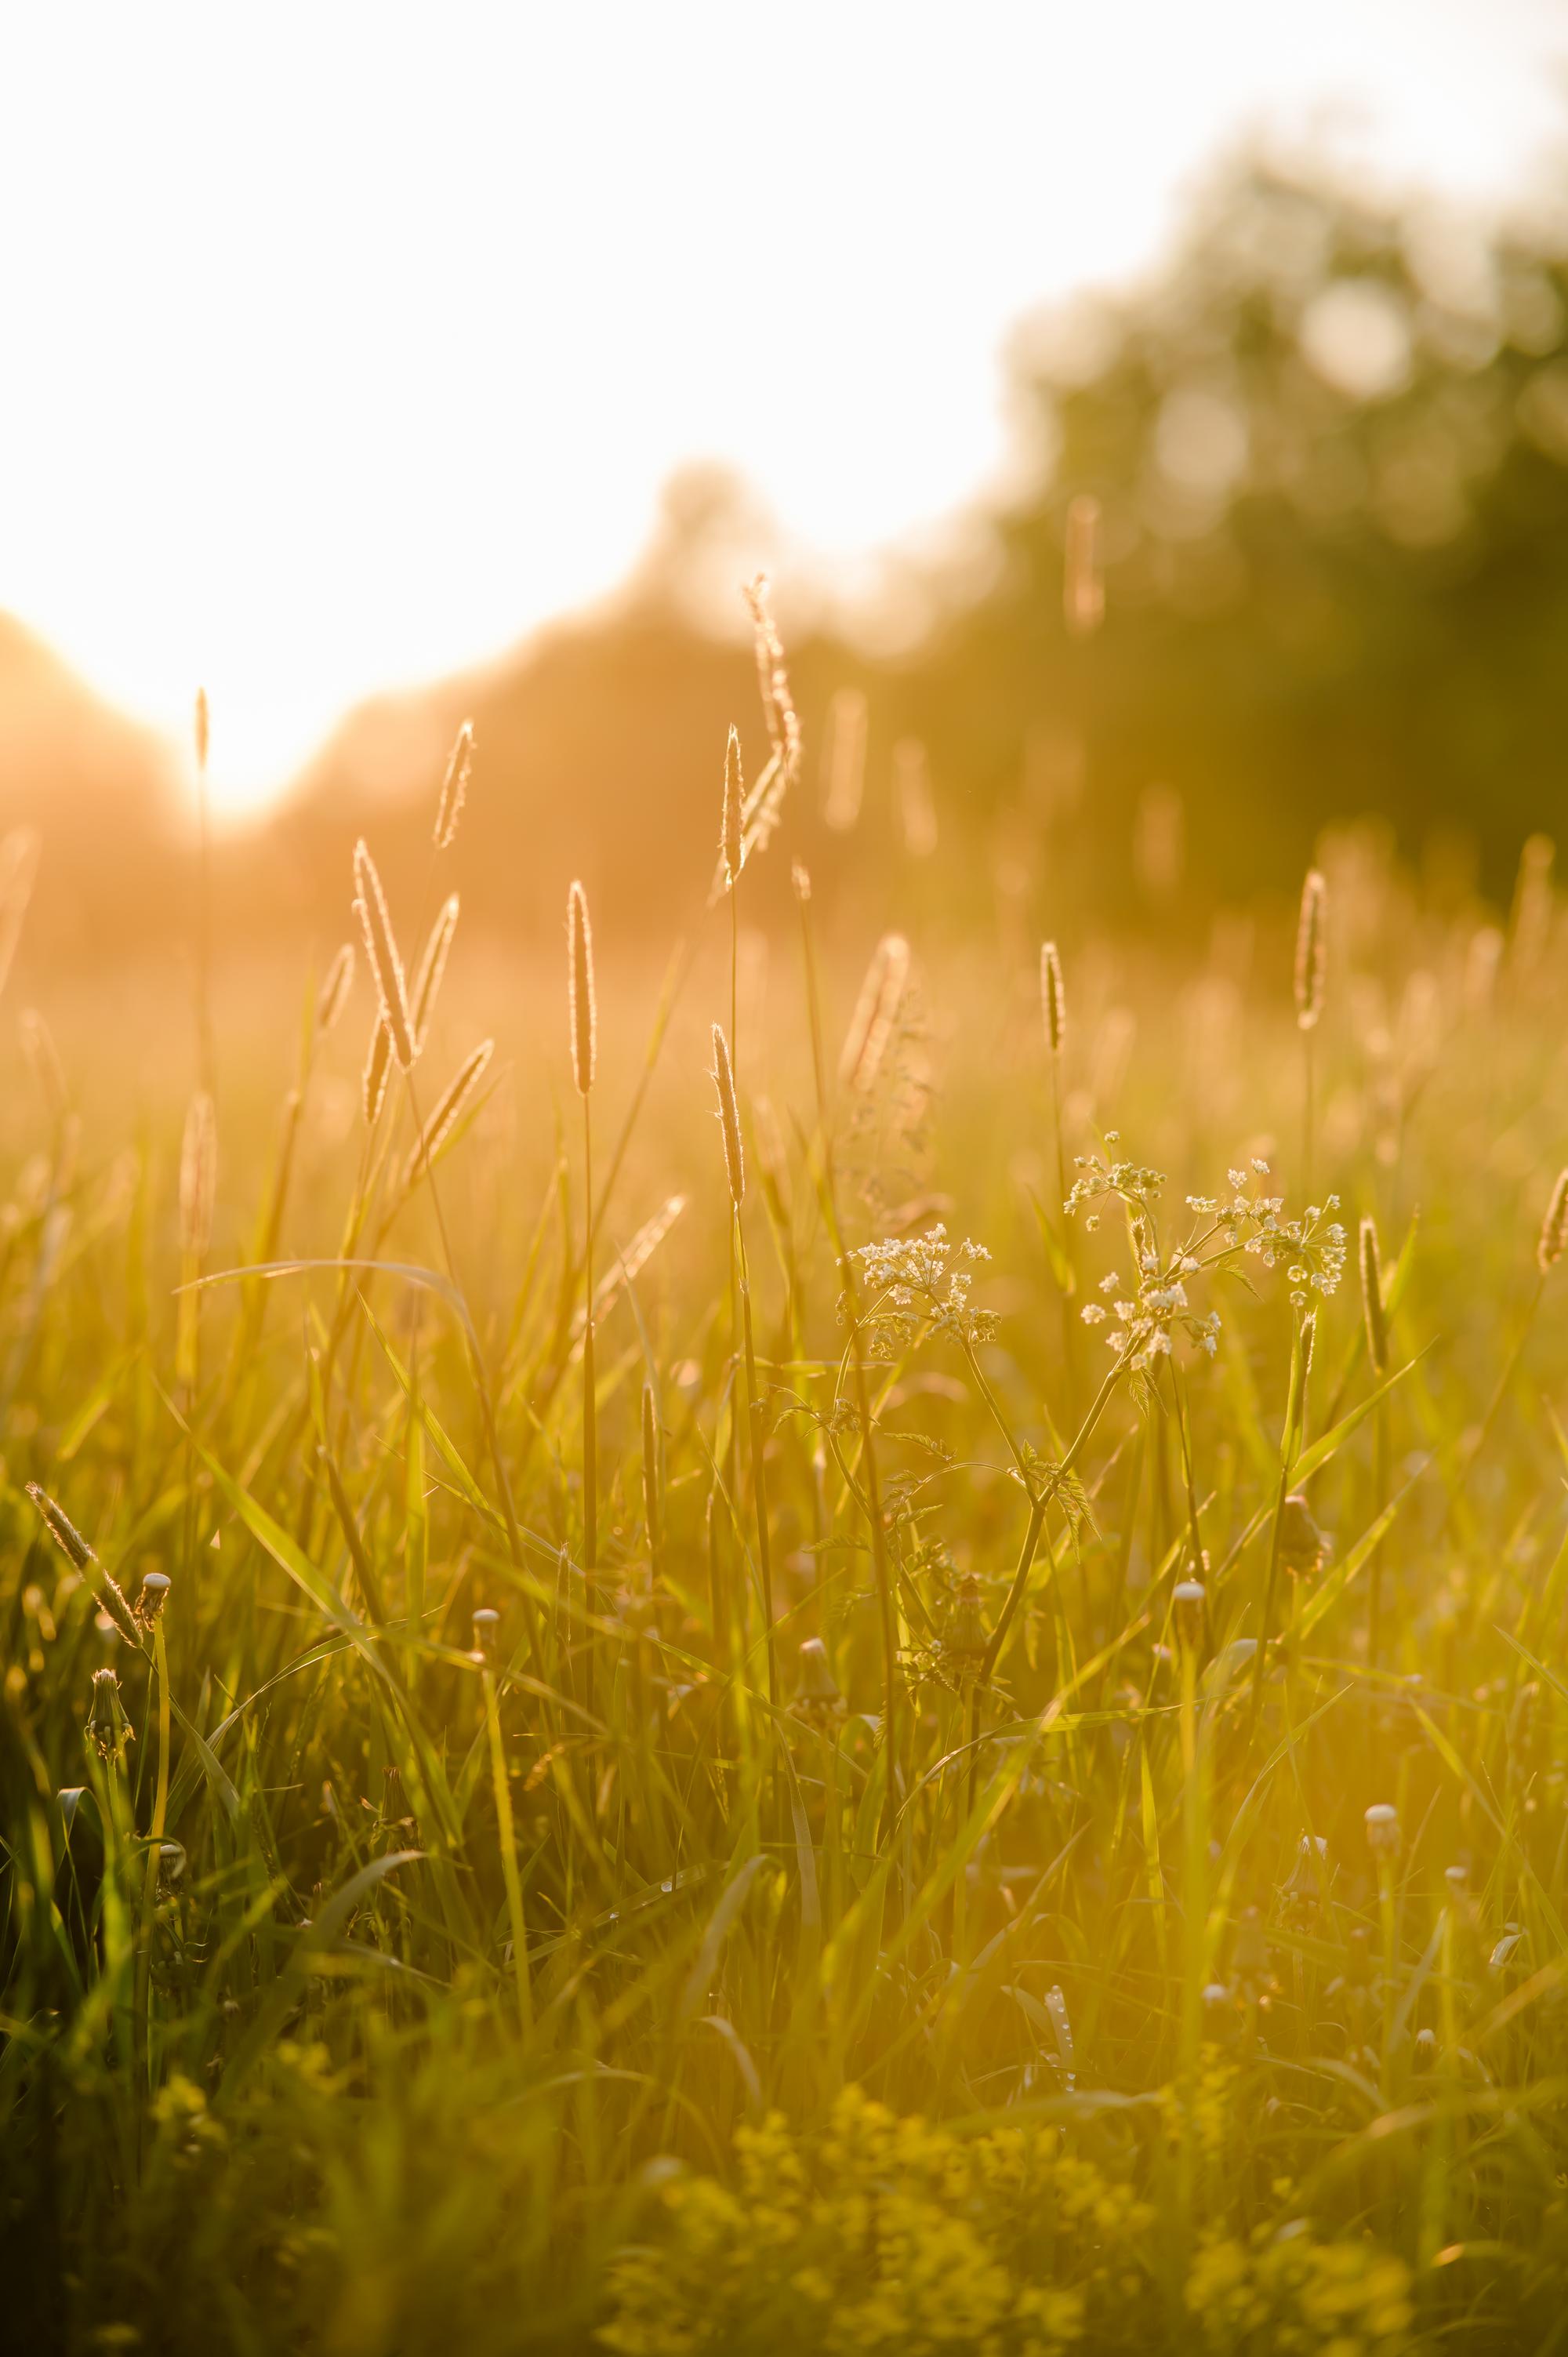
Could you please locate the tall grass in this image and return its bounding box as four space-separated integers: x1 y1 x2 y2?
7 652 1568 2354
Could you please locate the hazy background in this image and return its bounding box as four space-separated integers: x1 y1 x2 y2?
3 2 1568 980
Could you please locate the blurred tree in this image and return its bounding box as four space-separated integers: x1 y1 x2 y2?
902 158 1568 916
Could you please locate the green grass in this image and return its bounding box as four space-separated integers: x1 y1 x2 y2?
6 797 1568 2356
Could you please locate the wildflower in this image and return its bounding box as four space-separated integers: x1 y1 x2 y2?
850 1226 999 1357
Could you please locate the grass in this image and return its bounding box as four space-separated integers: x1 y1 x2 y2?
6 686 1568 2353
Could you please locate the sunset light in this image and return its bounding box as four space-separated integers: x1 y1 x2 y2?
15 10 1568 2352
2 4 1560 806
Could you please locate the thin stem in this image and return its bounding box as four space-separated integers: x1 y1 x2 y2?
1250 1315 1305 1727
397 1063 535 1657
735 1216 777 1713
482 1665 533 2035
797 883 902 1828
979 1358 1123 1688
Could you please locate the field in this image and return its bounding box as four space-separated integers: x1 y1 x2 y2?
9 638 1568 2356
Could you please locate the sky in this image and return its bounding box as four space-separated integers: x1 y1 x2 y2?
1 2 1564 812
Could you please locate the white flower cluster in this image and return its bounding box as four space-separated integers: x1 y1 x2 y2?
1079 1267 1221 1371
1069 1144 1343 1374
849 1224 998 1357
1185 1168 1347 1309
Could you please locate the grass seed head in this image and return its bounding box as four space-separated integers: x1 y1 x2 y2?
1041 941 1066 1058
402 1040 494 1190
28 1484 143 1649
721 725 744 889
410 895 461 1051
1359 1214 1388 1375
434 719 474 852
1538 1168 1568 1274
362 1019 393 1127
1294 868 1327 1032
742 574 800 788
840 932 911 1093
352 840 414 1070
194 687 209 772
568 882 596 1098
711 1022 744 1208
27 1481 95 1571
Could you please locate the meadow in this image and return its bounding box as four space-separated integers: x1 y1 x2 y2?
7 600 1568 2356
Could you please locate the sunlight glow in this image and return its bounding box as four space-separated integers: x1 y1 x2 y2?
0 2 1561 810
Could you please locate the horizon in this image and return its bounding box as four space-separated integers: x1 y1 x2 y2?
2 1 1565 818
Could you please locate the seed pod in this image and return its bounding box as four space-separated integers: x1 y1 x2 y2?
1294 869 1327 1031
793 1635 845 1725
568 881 596 1099
1359 1215 1388 1376
352 840 414 1070
318 942 355 1033
720 725 744 888
1040 941 1066 1058
434 719 474 852
88 1665 134 1760
710 1023 744 1209
136 1569 172 1629
1172 1578 1207 1655
1538 1168 1568 1274
1278 1491 1327 1578
1364 1802 1401 1858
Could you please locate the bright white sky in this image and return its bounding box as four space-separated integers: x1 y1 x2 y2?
1 2 1563 811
